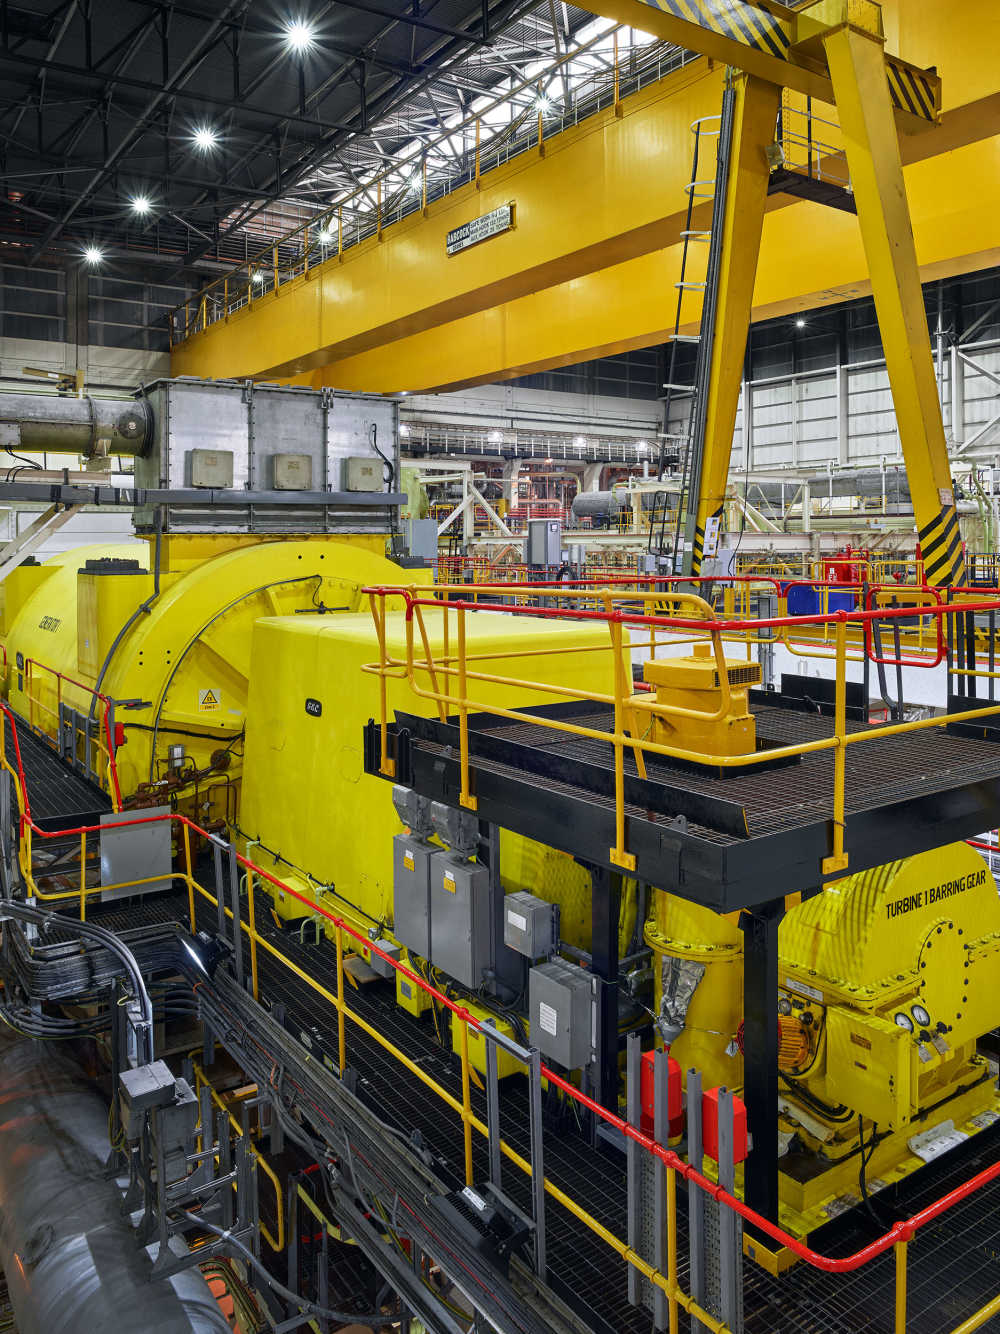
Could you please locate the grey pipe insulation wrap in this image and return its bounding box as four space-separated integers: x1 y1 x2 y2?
0 1034 231 1334
0 391 154 457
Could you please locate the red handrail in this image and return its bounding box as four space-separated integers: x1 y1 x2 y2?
2 694 999 1281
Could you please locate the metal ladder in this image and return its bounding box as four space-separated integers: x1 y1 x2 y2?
661 84 737 576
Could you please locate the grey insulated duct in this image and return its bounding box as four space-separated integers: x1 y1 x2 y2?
0 392 153 457
0 1035 231 1334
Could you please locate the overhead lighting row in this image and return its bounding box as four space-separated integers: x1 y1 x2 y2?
81 19 317 266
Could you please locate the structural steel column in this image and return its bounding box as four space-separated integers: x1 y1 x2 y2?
691 74 782 576
740 897 784 1224
823 22 966 586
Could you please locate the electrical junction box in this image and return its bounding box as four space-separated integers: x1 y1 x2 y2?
343 455 383 491
188 447 234 488
118 1059 177 1139
529 957 593 1069
405 517 439 562
364 936 401 979
392 833 436 959
526 518 562 566
429 855 491 989
396 968 432 1017
452 1002 522 1080
272 452 313 490
504 890 558 959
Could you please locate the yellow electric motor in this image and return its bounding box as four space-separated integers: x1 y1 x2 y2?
631 644 761 759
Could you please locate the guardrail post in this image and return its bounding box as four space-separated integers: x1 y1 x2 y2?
626 1031 641 1307
894 1238 907 1333
484 1021 502 1189
822 612 849 874
79 828 87 921
227 842 244 989
182 821 195 933
528 1047 546 1281
717 1087 742 1332
246 868 259 1001
335 920 347 1074
212 838 226 938
653 1050 668 1332
460 1018 474 1186
687 1069 706 1333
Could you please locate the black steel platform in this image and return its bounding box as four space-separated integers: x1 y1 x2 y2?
369 695 1000 908
74 888 1000 1334
4 711 110 831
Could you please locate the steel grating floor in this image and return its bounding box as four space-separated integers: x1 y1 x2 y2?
465 705 1000 841
80 886 1000 1334
4 711 110 829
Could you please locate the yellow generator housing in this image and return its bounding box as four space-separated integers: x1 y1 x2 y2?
632 645 761 759
0 535 412 824
237 607 631 1024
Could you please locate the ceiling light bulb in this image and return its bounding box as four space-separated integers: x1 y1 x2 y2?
536 95 551 112
192 125 218 151
317 229 333 244
131 195 151 215
795 318 806 329
284 18 316 51
83 245 103 265
252 270 265 283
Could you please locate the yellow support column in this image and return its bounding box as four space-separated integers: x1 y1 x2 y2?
823 21 965 587
690 74 782 576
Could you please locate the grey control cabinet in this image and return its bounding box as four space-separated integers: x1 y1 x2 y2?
392 834 436 958
529 958 593 1069
429 855 491 989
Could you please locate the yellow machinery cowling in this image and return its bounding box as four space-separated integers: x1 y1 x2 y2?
631 644 761 759
646 843 1000 1233
0 535 416 824
237 606 635 986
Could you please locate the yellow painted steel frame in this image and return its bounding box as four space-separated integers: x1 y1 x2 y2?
363 582 1000 877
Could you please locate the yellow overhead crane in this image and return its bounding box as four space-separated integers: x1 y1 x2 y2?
575 0 962 584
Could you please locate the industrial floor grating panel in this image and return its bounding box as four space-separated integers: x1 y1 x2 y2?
4 710 110 829
82 887 1000 1334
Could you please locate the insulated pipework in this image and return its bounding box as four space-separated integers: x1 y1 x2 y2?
0 391 153 458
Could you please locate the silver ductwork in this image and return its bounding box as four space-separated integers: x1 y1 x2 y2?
572 489 677 520
0 392 153 457
0 1036 231 1334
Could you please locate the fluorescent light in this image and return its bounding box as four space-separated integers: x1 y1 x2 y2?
130 195 151 215
192 125 218 151
283 19 316 52
83 246 103 265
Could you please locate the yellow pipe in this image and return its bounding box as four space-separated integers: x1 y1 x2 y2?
894 1239 907 1334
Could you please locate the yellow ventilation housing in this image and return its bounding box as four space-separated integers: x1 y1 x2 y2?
636 643 761 759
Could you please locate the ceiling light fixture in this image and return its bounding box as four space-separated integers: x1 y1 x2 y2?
795 318 806 329
83 245 103 265
192 125 218 151
130 195 151 215
284 18 316 52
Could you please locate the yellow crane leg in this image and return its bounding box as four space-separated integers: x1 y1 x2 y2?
690 74 782 577
823 22 965 587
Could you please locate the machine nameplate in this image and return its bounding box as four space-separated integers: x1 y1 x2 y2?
885 867 986 919
786 977 823 1003
446 203 514 255
305 697 322 717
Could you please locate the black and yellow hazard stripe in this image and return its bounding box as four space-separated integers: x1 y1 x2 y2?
885 59 939 122
690 504 723 577
920 504 967 587
637 0 791 61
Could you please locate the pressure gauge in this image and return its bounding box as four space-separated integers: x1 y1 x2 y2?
894 1012 914 1032
911 1004 931 1028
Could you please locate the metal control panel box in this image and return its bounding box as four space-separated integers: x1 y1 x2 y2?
343 455 383 491
529 958 593 1069
189 447 234 488
273 452 313 490
504 890 558 959
526 518 562 566
392 834 435 959
429 855 491 989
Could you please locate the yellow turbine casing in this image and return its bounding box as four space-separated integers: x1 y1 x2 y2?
1 535 412 818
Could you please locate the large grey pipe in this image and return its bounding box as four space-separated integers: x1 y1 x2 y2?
0 392 152 457
0 1035 231 1334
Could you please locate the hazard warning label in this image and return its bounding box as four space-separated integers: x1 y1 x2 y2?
198 688 221 713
